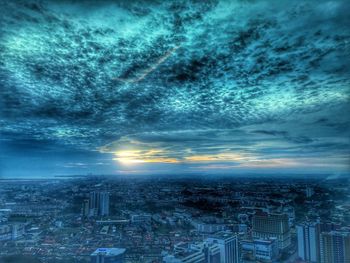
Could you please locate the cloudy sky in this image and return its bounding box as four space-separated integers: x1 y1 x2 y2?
0 0 349 178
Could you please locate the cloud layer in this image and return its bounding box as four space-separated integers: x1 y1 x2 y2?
0 0 349 176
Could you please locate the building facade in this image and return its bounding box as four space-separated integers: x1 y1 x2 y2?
206 231 240 263
89 191 110 217
297 221 320 262
252 213 291 250
91 248 126 263
163 242 220 263
254 238 278 262
320 231 350 263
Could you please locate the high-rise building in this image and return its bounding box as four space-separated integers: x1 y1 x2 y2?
296 221 320 262
320 222 341 232
82 199 90 217
91 248 125 263
206 231 240 263
252 213 291 250
204 243 221 263
305 187 314 198
163 242 206 263
99 192 110 216
89 191 110 216
320 231 350 263
90 192 99 213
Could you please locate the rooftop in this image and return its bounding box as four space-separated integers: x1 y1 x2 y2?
209 231 236 240
91 248 126 257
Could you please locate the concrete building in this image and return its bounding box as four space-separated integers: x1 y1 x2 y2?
305 187 314 198
204 243 221 263
320 231 350 263
0 224 25 241
252 213 291 250
163 251 205 263
164 243 204 263
91 248 126 263
206 231 240 263
82 199 90 217
191 220 226 234
89 191 110 217
164 242 220 263
131 213 152 224
296 221 320 262
0 225 11 241
99 192 110 216
254 238 278 262
240 238 278 262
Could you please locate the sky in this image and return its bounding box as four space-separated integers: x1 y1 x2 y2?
0 0 349 178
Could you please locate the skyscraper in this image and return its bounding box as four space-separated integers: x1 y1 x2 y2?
252 212 291 250
320 231 350 263
99 192 110 216
206 231 240 263
89 191 110 217
82 199 90 217
296 221 320 262
204 242 221 263
163 241 220 263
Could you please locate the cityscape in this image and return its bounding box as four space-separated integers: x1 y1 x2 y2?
0 0 350 262
0 175 349 262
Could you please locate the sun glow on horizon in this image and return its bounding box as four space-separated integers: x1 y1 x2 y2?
109 145 349 171
113 149 180 165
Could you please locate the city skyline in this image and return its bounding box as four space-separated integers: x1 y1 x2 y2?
1 0 350 178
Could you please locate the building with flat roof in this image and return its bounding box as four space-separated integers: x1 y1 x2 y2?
163 242 221 263
163 242 205 263
206 231 240 263
252 213 291 250
240 238 278 262
91 248 126 263
254 238 278 262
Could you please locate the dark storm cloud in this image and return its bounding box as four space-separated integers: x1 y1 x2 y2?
0 0 349 175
